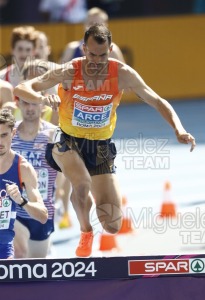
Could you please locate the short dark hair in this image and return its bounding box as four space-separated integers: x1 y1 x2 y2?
84 24 112 46
0 108 15 129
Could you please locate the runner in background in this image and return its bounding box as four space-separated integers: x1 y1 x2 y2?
0 108 48 259
11 61 70 257
0 26 36 87
33 31 73 229
1 26 72 230
0 26 37 121
11 93 58 258
60 7 125 63
34 30 51 61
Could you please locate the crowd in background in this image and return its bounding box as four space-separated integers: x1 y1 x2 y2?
0 0 205 25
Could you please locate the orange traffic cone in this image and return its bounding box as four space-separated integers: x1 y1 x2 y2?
99 232 118 251
118 195 133 234
160 181 176 218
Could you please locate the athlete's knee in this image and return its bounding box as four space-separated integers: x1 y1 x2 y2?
72 178 92 203
14 243 28 258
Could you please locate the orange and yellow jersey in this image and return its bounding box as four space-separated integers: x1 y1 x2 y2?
58 57 123 140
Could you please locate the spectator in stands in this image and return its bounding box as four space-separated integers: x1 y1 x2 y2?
0 0 43 24
39 0 87 23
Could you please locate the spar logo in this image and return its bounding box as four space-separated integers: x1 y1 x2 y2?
2 198 11 207
128 258 205 275
128 259 189 275
128 259 190 275
190 259 205 273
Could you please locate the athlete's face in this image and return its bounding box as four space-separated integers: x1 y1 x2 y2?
35 34 51 60
12 40 35 68
18 99 43 122
0 124 15 156
83 36 112 71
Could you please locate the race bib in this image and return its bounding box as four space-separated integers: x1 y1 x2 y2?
37 168 49 201
72 101 113 128
0 196 12 230
22 168 49 201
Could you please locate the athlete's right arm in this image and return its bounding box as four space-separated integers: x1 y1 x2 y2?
19 157 48 224
6 158 48 224
14 64 72 109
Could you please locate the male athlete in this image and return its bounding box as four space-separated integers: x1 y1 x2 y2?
14 24 195 257
0 108 48 259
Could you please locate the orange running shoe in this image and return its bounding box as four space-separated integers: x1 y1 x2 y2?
75 231 94 257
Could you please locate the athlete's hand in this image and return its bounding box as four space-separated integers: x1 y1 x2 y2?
42 94 61 110
6 184 22 205
175 130 196 152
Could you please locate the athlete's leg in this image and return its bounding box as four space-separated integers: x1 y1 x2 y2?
91 173 122 234
55 173 72 228
60 176 72 213
14 220 30 258
28 238 50 258
52 146 93 232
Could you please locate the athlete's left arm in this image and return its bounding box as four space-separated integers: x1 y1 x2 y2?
118 64 196 151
